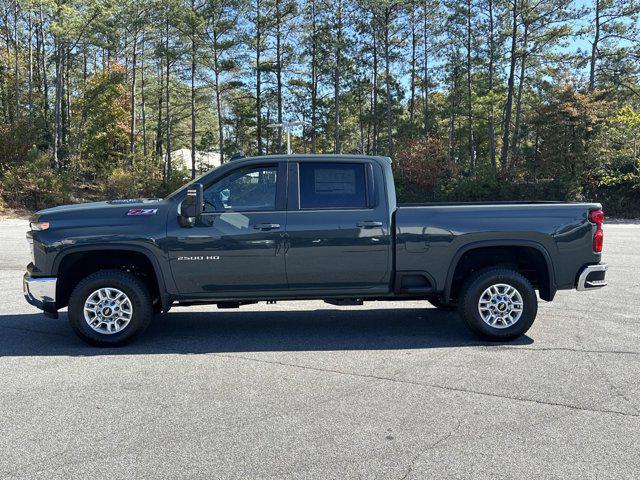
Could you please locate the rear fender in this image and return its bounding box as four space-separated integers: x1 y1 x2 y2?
444 240 556 303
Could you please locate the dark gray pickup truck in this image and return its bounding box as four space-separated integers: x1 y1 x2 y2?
24 154 607 346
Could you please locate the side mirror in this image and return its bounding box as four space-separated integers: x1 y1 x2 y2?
179 183 204 227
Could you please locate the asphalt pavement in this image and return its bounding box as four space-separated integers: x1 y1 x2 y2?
1 218 639 479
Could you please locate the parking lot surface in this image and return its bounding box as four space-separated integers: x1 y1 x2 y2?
1 218 639 479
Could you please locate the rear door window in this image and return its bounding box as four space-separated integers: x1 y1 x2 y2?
299 162 367 209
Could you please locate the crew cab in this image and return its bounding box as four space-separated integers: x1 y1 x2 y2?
23 155 608 346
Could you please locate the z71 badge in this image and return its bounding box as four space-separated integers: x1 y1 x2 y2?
127 208 158 216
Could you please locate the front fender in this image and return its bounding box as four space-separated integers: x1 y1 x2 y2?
52 243 176 309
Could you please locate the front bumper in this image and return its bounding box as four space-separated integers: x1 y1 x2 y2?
23 273 58 317
576 263 608 291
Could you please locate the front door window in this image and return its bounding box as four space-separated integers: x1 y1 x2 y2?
203 166 278 213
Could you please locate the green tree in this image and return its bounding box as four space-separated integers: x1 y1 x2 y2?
78 62 130 174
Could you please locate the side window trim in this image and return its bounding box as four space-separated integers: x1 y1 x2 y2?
200 163 283 214
287 161 300 211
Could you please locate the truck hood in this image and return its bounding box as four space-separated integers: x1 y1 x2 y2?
33 198 168 225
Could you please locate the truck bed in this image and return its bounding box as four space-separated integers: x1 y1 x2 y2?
394 202 601 295
399 200 574 207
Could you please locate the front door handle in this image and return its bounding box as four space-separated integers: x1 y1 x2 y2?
253 222 281 231
357 221 383 229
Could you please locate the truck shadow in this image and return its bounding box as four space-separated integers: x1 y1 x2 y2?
0 308 533 357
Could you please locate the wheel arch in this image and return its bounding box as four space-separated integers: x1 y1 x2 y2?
53 244 170 311
444 240 556 303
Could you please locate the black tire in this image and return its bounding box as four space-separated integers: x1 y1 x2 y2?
458 268 537 341
426 296 457 311
68 269 153 347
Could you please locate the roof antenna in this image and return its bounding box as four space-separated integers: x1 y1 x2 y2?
267 120 309 154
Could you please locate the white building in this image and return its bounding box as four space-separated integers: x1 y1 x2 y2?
171 148 221 174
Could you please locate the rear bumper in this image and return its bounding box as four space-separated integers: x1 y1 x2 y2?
23 273 58 317
576 263 607 291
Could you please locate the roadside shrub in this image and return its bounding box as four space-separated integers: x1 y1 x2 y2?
0 120 40 173
103 155 191 200
395 135 456 192
395 135 458 202
1 150 72 210
585 172 640 218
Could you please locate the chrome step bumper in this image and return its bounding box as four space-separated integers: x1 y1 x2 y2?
576 264 608 291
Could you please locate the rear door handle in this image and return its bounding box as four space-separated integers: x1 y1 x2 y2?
253 222 281 231
357 221 383 229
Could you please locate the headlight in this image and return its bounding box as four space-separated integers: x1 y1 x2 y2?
30 221 49 231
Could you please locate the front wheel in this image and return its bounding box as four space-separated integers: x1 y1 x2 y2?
68 269 153 347
458 268 537 341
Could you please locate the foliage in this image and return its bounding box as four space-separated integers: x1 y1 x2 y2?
1 151 72 210
0 0 639 216
395 135 456 194
76 63 131 175
103 156 190 200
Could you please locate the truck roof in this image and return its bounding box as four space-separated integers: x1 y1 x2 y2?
234 154 392 164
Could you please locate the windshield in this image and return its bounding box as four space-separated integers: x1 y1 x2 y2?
164 164 222 200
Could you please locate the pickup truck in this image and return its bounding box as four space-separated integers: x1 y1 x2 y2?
24 154 608 346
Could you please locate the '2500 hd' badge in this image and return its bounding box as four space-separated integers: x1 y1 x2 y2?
177 256 220 261
127 208 158 216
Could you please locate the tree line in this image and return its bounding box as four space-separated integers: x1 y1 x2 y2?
1 0 639 216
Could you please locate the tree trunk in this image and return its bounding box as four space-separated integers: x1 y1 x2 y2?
165 16 171 181
129 27 138 163
191 30 197 178
82 48 87 91
28 8 33 116
384 7 393 159
333 0 343 153
54 40 62 167
372 20 378 154
13 0 20 120
1 51 6 122
34 7 41 103
409 10 416 124
510 22 528 172
422 0 429 134
465 0 475 171
487 0 496 171
448 62 457 163
358 83 365 153
264 107 271 153
275 0 283 152
213 35 225 163
141 34 148 157
500 0 518 173
79 47 87 154
588 0 600 91
255 0 263 155
156 59 164 168
40 2 49 129
310 0 318 153
63 47 70 146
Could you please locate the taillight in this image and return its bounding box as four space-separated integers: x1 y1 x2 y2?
589 209 604 253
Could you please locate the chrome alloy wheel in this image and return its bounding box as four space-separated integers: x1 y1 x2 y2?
478 283 523 329
83 287 133 335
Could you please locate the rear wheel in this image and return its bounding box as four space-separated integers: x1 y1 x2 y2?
68 269 153 347
458 268 537 340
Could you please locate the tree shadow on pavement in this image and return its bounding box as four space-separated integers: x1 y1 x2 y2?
0 307 533 357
